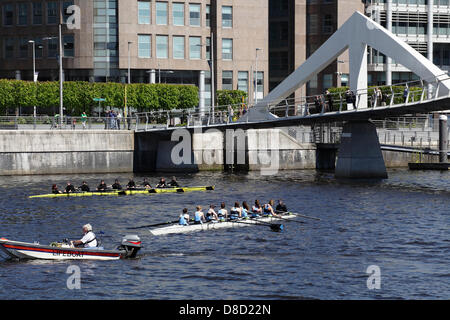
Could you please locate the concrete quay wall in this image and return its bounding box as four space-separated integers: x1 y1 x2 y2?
0 130 134 175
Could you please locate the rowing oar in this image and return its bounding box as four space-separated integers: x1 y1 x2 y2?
231 219 284 232
276 211 321 221
127 218 194 230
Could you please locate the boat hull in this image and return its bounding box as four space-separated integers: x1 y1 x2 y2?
149 214 297 236
0 239 122 261
29 186 215 198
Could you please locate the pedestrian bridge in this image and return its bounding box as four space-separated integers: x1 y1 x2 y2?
134 11 450 179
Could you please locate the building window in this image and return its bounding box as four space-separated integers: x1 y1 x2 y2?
222 6 232 28
64 35 74 57
189 36 201 59
308 74 318 89
253 71 264 94
206 5 210 27
238 71 249 93
173 36 185 59
138 1 151 24
156 35 168 58
47 2 58 24
222 38 233 60
19 38 28 58
18 3 28 25
48 38 58 58
323 15 333 34
138 35 151 58
34 38 43 58
206 37 211 60
173 3 184 26
4 39 14 58
222 71 233 90
33 3 43 25
156 2 168 25
3 4 14 26
189 3 200 27
323 74 333 89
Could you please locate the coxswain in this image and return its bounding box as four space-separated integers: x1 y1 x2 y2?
78 181 90 192
156 178 167 188
206 204 218 222
217 202 228 222
275 199 288 213
241 201 250 219
71 224 98 248
263 200 278 217
97 180 107 191
168 176 179 187
251 200 262 217
142 178 152 189
52 184 62 194
126 179 136 190
194 205 206 224
65 182 76 193
112 179 122 190
229 202 242 220
179 208 190 226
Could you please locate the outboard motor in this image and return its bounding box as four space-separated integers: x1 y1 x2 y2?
118 235 141 258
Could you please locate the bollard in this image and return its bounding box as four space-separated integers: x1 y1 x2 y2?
439 115 448 163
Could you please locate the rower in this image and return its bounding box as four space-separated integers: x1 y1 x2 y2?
241 201 250 219
206 204 218 222
65 182 76 193
179 208 190 226
263 200 278 217
142 178 152 189
251 200 262 217
229 202 242 220
275 199 288 213
217 202 228 222
97 180 107 191
168 176 179 187
112 179 122 190
71 224 98 248
78 181 90 192
194 205 206 224
156 178 167 188
52 184 62 194
126 179 136 190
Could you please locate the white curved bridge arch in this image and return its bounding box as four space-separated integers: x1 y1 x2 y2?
246 11 450 121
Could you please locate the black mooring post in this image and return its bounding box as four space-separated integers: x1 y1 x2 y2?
439 115 448 163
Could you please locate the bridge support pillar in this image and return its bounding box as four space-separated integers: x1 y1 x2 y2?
335 121 388 179
439 115 448 163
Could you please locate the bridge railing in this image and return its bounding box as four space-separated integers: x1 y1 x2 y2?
266 73 450 119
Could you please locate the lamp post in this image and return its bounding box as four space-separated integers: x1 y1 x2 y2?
127 41 132 84
196 32 215 120
29 40 37 118
255 48 262 104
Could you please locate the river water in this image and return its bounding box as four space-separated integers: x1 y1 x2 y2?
0 169 448 300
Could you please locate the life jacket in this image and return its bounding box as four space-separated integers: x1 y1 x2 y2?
84 231 98 247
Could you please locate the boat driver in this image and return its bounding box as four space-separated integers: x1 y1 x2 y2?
71 224 98 248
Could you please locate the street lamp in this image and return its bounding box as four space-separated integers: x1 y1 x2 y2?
28 40 37 118
255 48 262 104
196 32 215 121
43 25 63 128
127 41 132 84
337 60 345 87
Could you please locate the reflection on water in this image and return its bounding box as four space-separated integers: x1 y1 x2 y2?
0 169 449 299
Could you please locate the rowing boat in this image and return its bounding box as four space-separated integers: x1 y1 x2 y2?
149 213 297 236
28 186 215 198
0 235 141 261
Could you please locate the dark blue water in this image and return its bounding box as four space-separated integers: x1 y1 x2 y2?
0 169 448 299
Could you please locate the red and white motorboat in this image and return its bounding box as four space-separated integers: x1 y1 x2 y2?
0 235 141 261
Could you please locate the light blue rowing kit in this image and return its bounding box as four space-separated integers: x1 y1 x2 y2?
263 204 273 216
194 211 203 224
241 207 249 219
217 209 226 221
230 207 240 220
179 215 188 225
251 206 261 218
